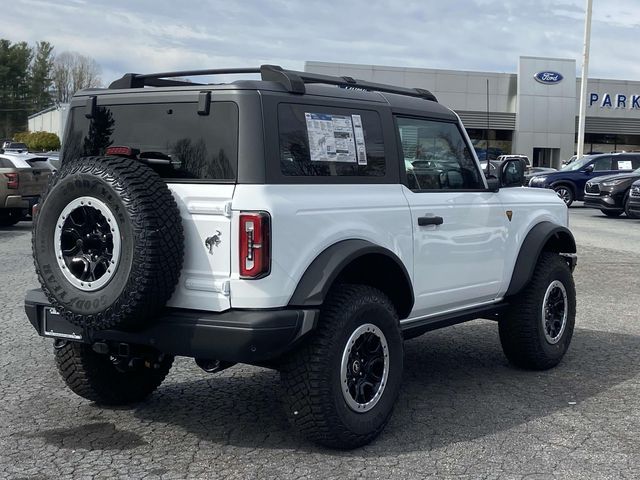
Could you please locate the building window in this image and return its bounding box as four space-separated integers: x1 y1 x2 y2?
576 133 640 155
465 129 513 160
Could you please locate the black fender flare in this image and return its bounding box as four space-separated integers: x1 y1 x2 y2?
287 239 414 317
506 222 576 297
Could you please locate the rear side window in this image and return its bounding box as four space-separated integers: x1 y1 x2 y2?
592 156 612 171
62 102 238 181
278 104 385 177
616 156 640 170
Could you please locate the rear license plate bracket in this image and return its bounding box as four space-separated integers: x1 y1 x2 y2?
43 308 83 340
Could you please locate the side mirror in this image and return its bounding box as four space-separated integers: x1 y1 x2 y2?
486 175 500 192
583 164 594 173
500 159 526 187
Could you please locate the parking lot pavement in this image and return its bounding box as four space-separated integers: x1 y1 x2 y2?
1 209 639 480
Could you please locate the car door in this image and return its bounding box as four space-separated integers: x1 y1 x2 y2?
396 116 508 319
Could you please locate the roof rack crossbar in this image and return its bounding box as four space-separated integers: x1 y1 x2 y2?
109 68 261 89
108 65 438 102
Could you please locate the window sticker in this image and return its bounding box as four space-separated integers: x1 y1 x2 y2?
618 160 632 170
305 113 357 163
351 114 367 165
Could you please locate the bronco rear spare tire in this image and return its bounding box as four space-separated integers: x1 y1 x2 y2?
33 156 184 331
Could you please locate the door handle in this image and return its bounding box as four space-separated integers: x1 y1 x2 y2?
418 215 444 226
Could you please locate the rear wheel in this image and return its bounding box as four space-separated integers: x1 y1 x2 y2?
280 285 404 449
0 209 21 227
55 341 173 405
553 185 574 206
499 252 576 370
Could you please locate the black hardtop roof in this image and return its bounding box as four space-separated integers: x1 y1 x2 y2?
73 65 457 120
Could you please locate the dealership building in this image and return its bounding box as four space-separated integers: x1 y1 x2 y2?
306 56 640 169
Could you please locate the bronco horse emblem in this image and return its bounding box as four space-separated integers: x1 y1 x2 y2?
205 231 222 254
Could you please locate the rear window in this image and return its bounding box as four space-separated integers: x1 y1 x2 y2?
278 104 385 177
62 102 238 181
0 158 13 168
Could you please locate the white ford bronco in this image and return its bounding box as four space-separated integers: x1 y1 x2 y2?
25 66 577 449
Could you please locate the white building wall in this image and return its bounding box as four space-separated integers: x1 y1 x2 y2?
305 61 516 114
27 104 69 140
513 57 576 168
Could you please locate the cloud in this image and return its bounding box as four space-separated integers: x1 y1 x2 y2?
4 0 640 84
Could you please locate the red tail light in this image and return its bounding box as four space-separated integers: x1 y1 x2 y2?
239 212 271 279
4 173 18 189
106 146 138 157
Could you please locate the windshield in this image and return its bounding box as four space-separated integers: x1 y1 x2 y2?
561 156 593 171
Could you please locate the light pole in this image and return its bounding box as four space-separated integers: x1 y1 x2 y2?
577 0 593 159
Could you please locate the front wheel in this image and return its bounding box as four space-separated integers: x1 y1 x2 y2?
280 285 404 449
55 341 173 405
624 195 639 218
499 252 576 370
601 209 623 217
553 185 574 206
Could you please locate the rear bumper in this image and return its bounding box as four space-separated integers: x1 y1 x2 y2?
4 195 38 210
583 193 622 211
24 289 318 364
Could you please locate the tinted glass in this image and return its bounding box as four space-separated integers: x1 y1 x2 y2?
62 102 238 181
617 155 640 170
0 158 13 168
396 117 484 190
278 104 385 177
592 156 612 171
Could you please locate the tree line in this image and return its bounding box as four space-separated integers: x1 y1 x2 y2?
0 39 101 138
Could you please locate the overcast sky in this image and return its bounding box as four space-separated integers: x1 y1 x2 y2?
5 0 640 85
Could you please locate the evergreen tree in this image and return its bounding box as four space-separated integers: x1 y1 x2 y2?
30 41 54 112
0 39 32 138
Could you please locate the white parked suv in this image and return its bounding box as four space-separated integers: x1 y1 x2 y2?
25 66 577 449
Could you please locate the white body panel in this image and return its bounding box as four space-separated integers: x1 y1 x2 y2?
494 186 569 296
229 184 414 309
166 184 234 311
402 187 508 318
164 180 568 316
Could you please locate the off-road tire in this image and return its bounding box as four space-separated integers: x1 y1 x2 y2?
499 252 576 370
55 341 173 405
0 209 21 227
33 156 184 331
280 284 404 449
601 209 623 217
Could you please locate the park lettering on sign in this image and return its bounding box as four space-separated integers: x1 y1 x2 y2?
589 92 640 110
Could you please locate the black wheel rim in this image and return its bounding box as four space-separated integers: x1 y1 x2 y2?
54 196 121 291
341 324 389 412
542 280 568 344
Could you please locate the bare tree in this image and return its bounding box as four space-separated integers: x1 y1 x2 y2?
52 51 102 103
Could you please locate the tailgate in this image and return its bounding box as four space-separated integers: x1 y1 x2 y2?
166 183 234 312
17 168 50 196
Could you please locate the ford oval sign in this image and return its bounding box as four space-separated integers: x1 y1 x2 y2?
534 71 564 85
